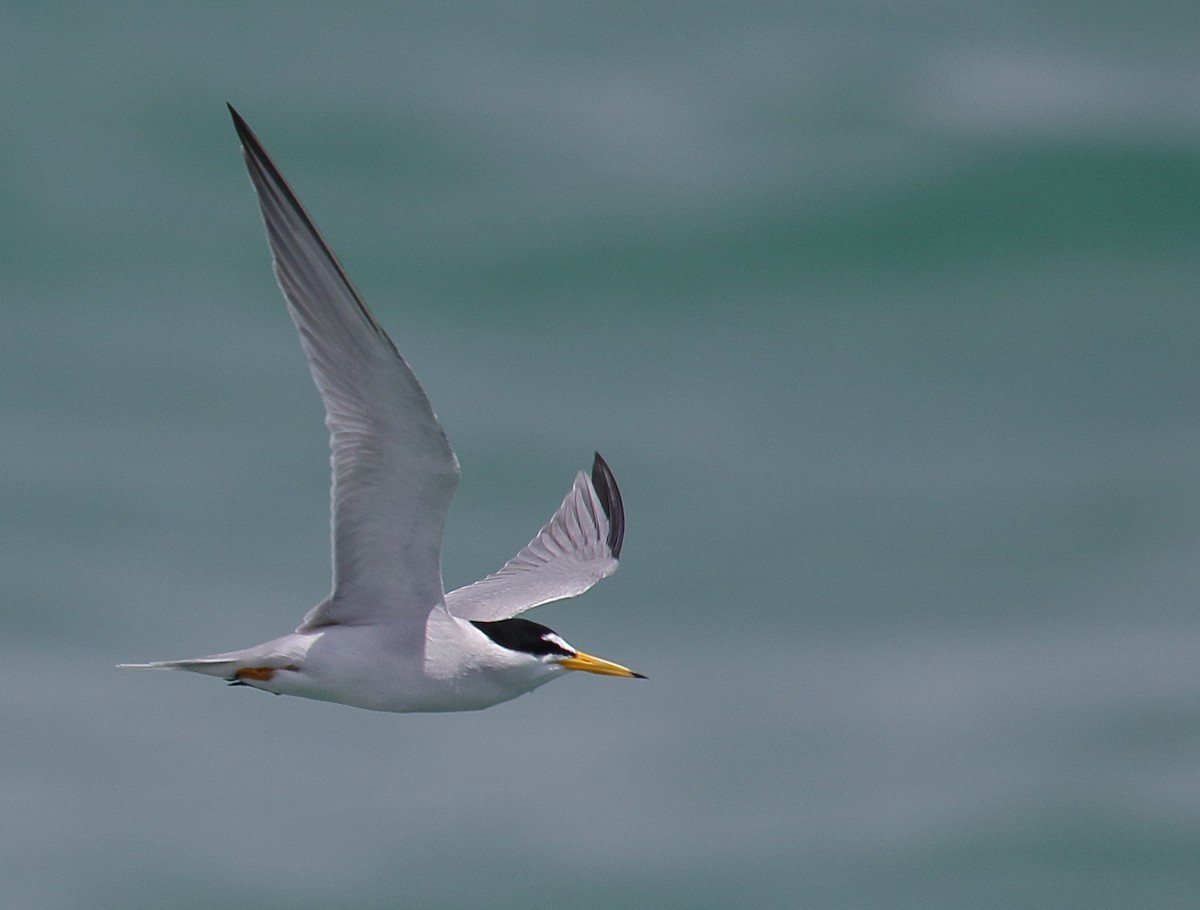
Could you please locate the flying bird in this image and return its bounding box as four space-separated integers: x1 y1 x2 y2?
120 106 642 712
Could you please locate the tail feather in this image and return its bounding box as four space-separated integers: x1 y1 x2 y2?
117 658 239 679
119 635 308 682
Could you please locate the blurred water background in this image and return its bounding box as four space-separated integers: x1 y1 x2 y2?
3 2 1200 908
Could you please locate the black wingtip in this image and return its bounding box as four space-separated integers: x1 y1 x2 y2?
227 102 249 136
226 103 264 158
223 103 394 347
591 452 625 560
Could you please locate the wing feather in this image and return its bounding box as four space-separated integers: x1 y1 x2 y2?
445 453 624 621
228 106 459 630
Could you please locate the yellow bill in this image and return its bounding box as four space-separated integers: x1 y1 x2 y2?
557 650 646 679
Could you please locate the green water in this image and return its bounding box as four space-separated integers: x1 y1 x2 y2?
3 3 1200 908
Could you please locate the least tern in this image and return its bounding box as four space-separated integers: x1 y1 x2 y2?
119 106 643 712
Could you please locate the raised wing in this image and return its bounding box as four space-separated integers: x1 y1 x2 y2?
445 453 624 621
229 105 459 630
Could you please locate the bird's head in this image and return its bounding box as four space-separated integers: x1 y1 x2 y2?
470 618 645 681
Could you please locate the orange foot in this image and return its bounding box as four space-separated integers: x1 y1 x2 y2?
234 666 277 682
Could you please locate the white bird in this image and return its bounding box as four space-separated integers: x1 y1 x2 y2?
119 105 643 713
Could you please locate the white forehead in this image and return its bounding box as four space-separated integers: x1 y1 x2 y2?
543 632 573 654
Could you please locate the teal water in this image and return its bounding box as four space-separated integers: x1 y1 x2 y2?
3 3 1200 908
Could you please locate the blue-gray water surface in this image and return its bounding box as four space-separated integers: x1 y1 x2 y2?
3 3 1200 908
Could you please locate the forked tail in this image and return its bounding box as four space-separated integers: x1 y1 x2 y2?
117 658 239 679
